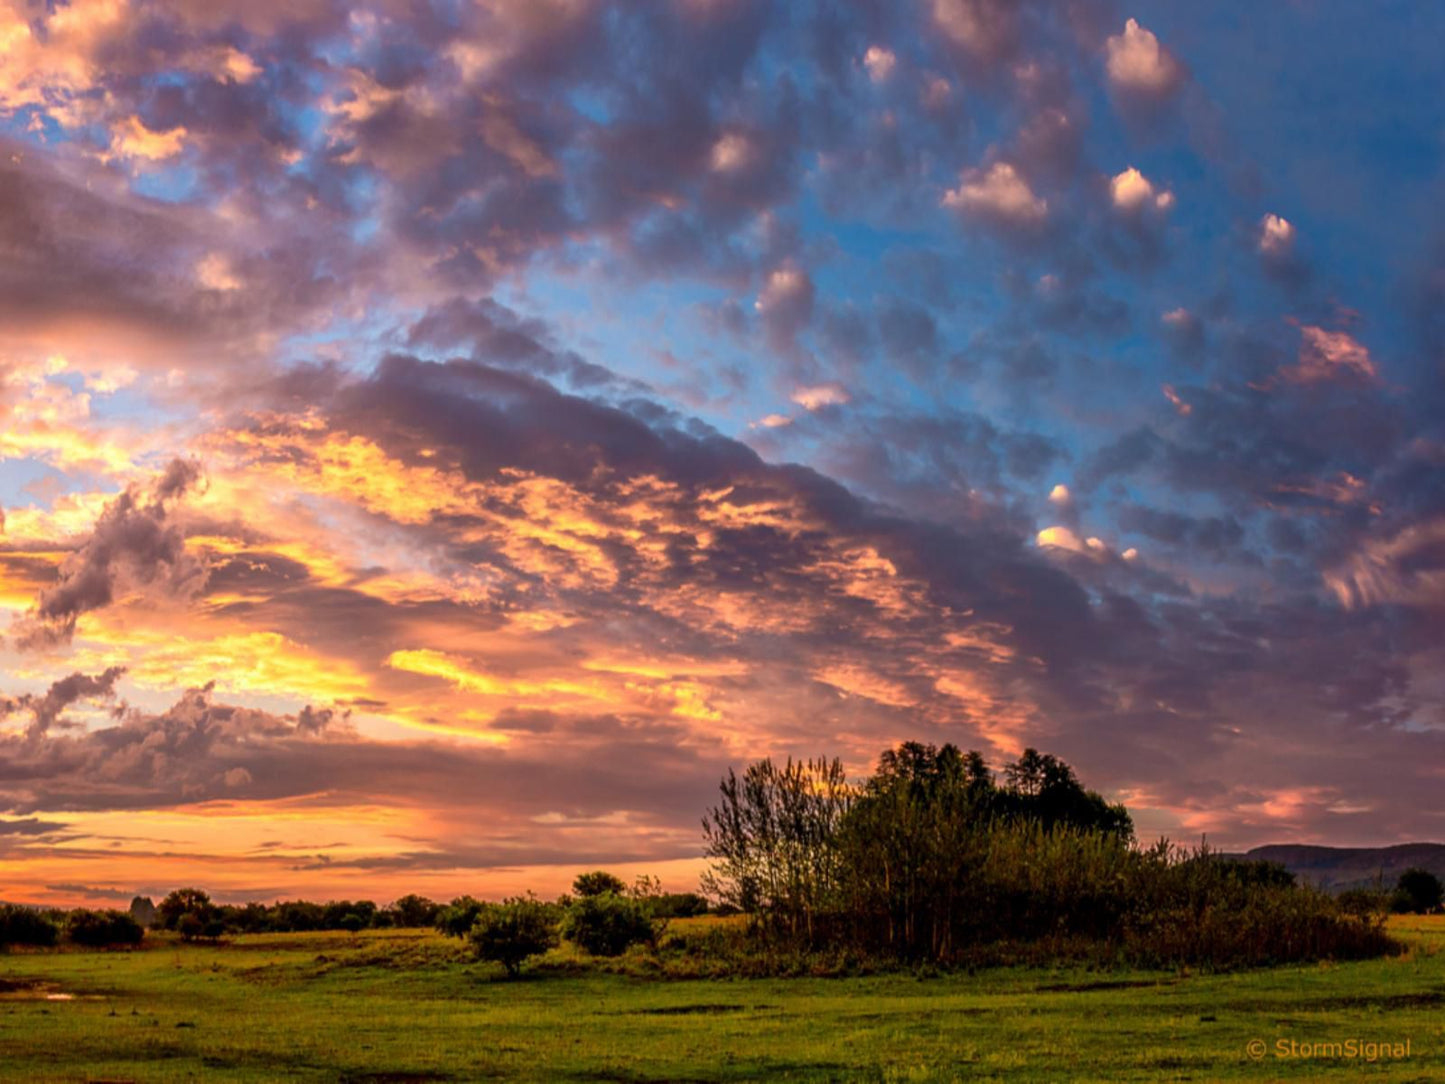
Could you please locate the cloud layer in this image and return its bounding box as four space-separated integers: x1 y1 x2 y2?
3 1 1445 904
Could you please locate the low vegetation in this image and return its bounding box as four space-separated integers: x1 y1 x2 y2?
0 918 1442 1081
2 742 1416 980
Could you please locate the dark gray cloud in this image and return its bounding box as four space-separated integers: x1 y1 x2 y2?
13 460 206 648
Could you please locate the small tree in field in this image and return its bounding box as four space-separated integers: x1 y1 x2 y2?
469 897 558 977
561 892 654 956
436 896 486 938
1393 868 1444 914
157 888 216 932
572 871 627 898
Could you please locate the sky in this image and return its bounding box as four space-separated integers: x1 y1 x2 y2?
2 0 1445 908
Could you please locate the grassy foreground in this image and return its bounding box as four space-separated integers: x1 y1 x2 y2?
0 916 1441 1082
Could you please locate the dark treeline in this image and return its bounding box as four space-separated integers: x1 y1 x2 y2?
701 742 1397 969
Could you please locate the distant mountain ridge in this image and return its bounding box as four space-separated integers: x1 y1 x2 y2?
1232 843 1445 892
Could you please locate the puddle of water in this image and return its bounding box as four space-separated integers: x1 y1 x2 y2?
0 980 82 1002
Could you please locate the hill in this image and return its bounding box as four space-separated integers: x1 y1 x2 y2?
1238 843 1445 892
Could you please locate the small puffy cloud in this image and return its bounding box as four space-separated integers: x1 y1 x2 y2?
1286 326 1377 385
791 383 850 410
1259 213 1295 257
1048 483 1071 504
943 162 1047 227
709 131 755 173
752 413 793 429
1037 526 1113 560
111 116 187 161
219 48 262 84
863 46 897 83
1105 18 1183 99
1109 167 1173 213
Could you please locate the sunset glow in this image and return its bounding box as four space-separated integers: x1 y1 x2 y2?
4 1 1445 909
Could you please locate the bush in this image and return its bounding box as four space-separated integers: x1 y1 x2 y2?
573 871 627 898
65 909 144 949
1337 888 1390 918
0 904 59 950
436 896 486 938
1393 868 1444 914
469 897 558 977
651 892 709 919
389 894 441 928
561 892 656 957
156 888 215 932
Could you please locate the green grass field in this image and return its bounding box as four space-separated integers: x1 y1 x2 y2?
1 916 1441 1082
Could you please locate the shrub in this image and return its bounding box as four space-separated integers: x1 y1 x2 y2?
1393 868 1444 914
561 892 655 957
436 896 486 938
0 904 59 950
156 888 215 932
1337 888 1390 918
65 909 144 949
651 892 709 919
271 900 325 932
572 871 627 898
389 894 441 928
469 897 558 977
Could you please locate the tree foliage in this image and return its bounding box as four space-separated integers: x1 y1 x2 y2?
469 896 559 977
436 896 486 938
65 909 144 948
0 905 59 949
572 871 627 899
560 892 654 956
700 742 1387 968
1393 868 1444 914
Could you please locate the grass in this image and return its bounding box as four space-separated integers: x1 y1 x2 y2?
0 917 1441 1081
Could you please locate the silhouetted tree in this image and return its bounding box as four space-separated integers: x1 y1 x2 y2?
572 871 627 898
157 888 216 932
0 905 59 949
1393 868 1444 914
436 896 486 938
66 909 144 948
389 894 441 928
701 756 852 940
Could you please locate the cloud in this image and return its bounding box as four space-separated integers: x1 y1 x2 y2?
1283 326 1377 385
12 460 206 647
1109 167 1173 213
1259 213 1296 257
791 383 851 410
931 0 1019 64
1104 18 1183 100
862 46 897 84
109 116 188 162
942 162 1048 228
2 666 128 740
